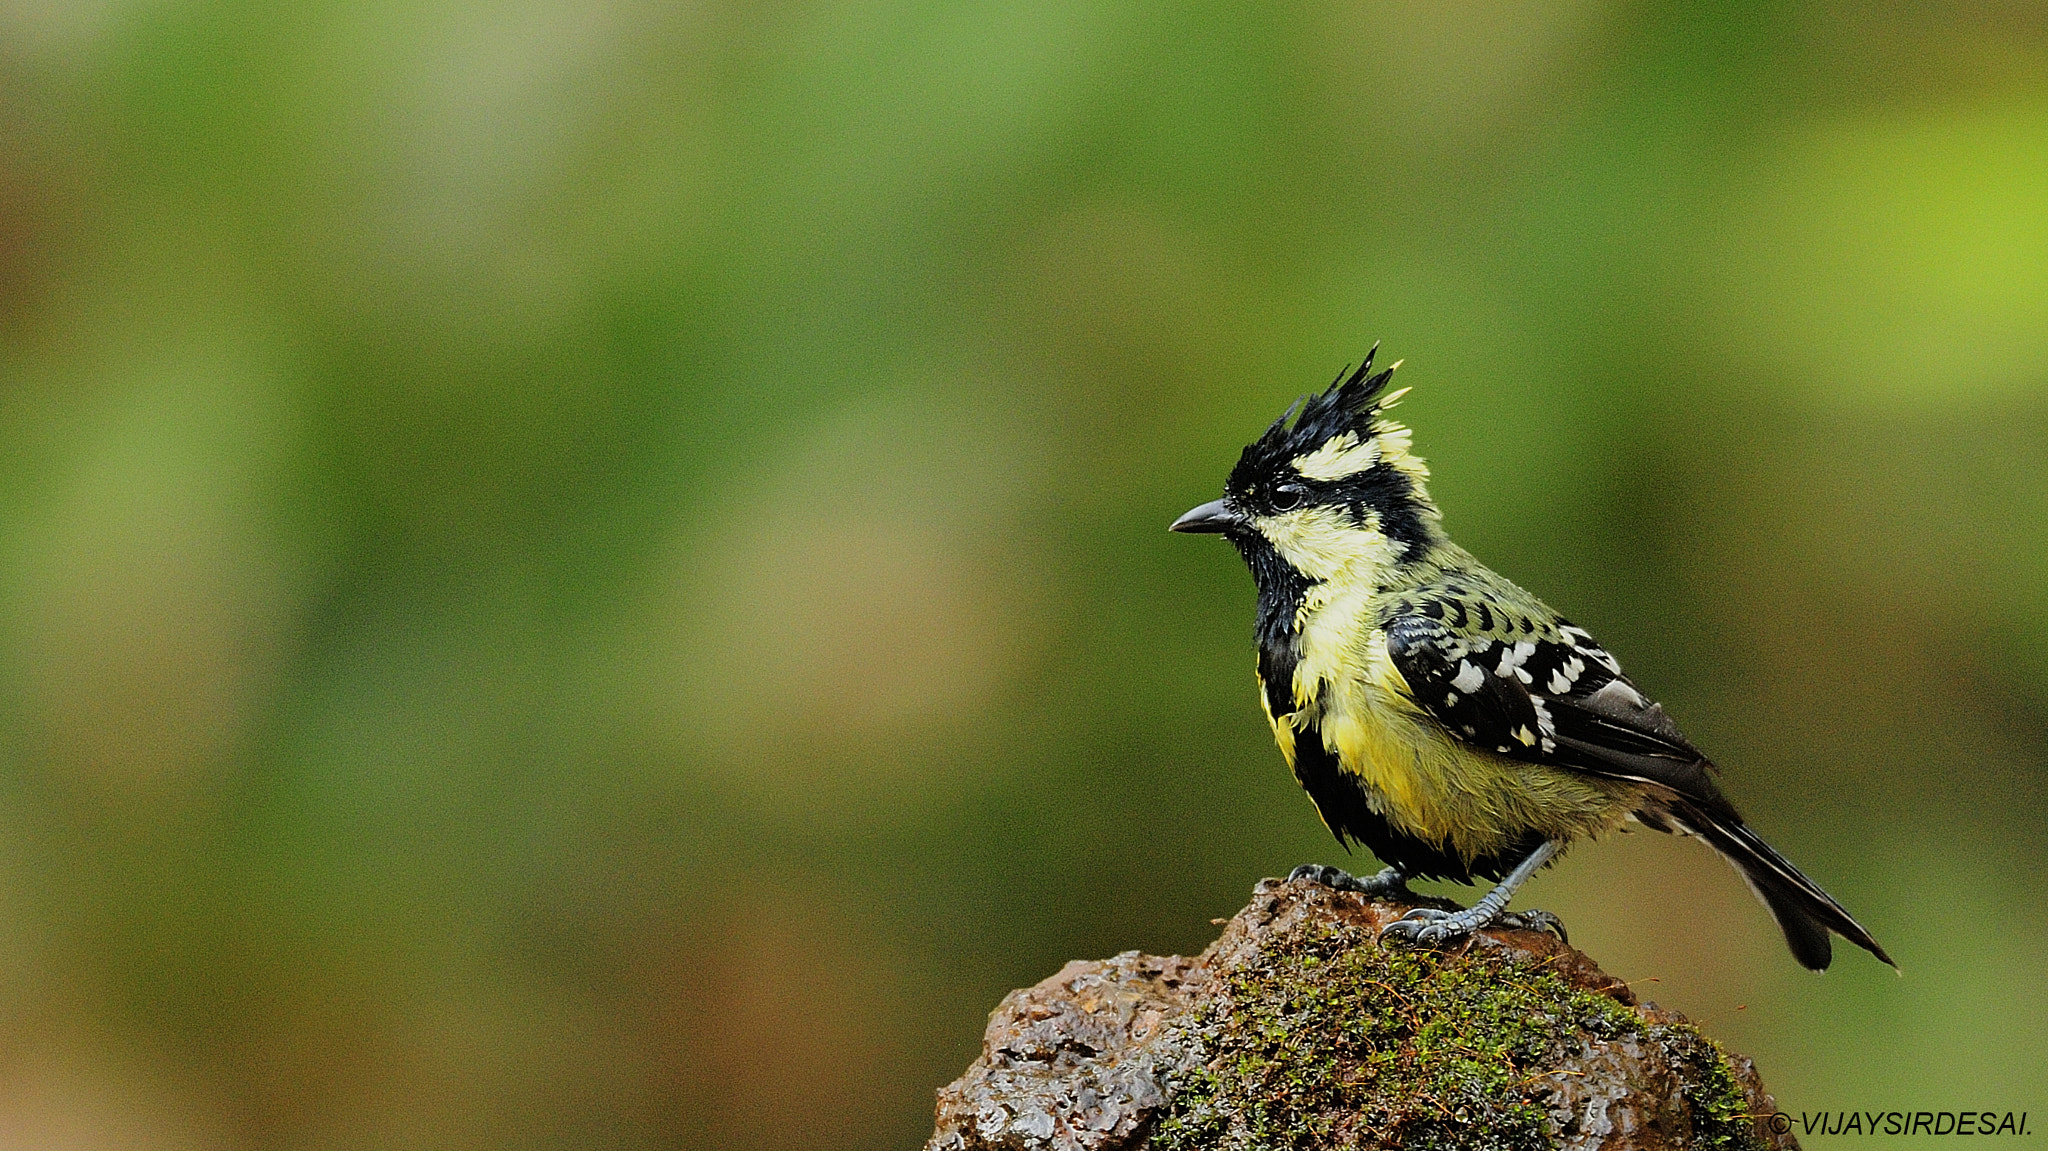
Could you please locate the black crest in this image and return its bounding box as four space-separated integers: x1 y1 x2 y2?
1227 345 1401 495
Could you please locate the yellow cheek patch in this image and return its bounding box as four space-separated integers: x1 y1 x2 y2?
1255 505 1402 585
1291 432 1381 481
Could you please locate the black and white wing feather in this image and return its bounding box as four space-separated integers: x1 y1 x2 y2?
1383 613 1896 971
1382 615 1721 808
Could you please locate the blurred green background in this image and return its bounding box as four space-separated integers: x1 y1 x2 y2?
0 0 2043 1146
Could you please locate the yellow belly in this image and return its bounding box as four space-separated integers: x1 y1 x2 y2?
1270 623 1641 863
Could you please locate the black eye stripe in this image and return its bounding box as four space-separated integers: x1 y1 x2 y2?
1229 454 1430 550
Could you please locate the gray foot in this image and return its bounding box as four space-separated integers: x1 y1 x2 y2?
1289 864 1411 898
1504 909 1568 944
1380 906 1568 948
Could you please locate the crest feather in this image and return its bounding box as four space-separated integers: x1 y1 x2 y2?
1221 341 1438 543
1242 344 1407 471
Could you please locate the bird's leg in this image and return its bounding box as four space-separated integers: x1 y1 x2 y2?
1289 863 1412 898
1379 840 1569 947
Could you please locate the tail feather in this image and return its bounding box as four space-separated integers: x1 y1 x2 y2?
1669 801 1895 972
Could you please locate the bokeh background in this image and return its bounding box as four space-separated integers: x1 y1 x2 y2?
0 1 2043 1146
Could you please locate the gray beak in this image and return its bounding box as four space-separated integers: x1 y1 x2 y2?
1170 498 1242 534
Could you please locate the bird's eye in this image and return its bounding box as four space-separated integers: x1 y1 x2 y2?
1271 485 1306 512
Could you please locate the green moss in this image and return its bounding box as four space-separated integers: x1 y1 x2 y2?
1148 918 1765 1151
1654 1027 1768 1151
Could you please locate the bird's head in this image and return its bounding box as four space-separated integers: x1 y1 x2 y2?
1172 346 1439 588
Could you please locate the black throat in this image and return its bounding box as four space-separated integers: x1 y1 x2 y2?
1230 529 1314 718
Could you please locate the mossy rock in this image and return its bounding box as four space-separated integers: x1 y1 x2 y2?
1152 891 1765 1150
929 877 1795 1151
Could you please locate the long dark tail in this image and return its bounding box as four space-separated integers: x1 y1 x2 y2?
1665 800 1895 972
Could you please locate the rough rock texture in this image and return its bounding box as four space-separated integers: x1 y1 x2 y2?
929 877 1798 1151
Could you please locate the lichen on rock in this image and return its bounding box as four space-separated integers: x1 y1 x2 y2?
928 877 1797 1151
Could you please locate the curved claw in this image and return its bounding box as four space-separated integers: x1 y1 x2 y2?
1380 906 1570 950
1289 864 1411 898
1381 919 1451 948
1497 909 1570 944
1380 906 1479 949
1288 864 1358 890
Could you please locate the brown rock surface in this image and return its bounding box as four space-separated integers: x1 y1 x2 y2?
929 877 1797 1151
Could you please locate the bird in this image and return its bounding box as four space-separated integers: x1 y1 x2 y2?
1170 347 1893 971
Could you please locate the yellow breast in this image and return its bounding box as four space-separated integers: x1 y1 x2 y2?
1269 597 1640 861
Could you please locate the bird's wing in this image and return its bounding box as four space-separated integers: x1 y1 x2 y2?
1387 615 1890 969
1383 615 1725 809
